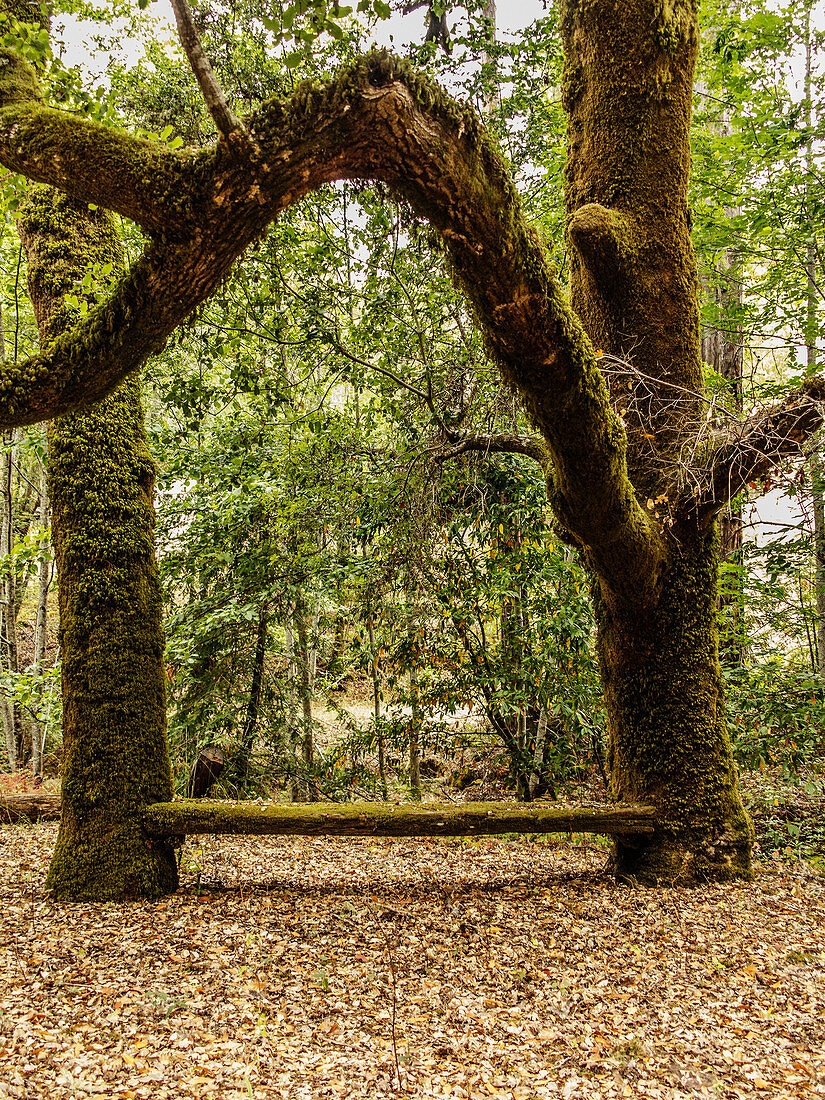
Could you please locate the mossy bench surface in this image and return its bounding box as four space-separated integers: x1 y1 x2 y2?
1 795 658 836
141 800 658 837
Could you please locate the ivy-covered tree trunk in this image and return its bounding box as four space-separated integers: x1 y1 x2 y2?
18 189 177 900
561 0 752 881
596 537 751 880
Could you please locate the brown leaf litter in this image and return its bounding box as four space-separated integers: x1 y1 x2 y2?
0 825 823 1100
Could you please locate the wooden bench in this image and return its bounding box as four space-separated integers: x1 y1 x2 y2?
2 794 658 838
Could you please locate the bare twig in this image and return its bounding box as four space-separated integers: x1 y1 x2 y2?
689 379 825 519
597 352 825 522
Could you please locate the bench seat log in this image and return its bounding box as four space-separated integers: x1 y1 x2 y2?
1 794 659 836
141 800 658 838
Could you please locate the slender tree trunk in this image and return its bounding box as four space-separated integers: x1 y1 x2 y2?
480 0 497 120
0 427 25 769
701 198 744 666
0 302 10 770
367 616 388 800
234 605 268 786
562 0 752 881
528 708 547 801
284 615 300 800
295 595 317 801
18 188 176 899
0 429 17 769
802 3 825 677
29 461 50 780
409 662 422 800
812 454 825 676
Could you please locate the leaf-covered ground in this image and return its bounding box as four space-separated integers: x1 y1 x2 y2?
1 825 824 1100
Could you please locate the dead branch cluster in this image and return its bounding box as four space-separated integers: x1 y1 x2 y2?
600 354 825 519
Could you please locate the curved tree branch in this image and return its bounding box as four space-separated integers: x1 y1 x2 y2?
0 48 662 609
431 431 550 466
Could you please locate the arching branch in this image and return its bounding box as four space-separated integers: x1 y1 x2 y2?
0 48 662 609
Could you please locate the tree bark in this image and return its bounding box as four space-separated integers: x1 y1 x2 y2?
18 188 177 900
561 0 752 881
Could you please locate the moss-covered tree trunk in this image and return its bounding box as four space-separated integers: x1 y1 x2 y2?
596 535 752 881
18 189 177 900
561 0 752 881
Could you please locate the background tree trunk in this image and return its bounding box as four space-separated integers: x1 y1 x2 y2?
802 2 825 677
29 462 51 780
232 604 268 786
367 615 388 801
0 427 24 769
701 181 745 667
284 614 300 800
295 593 317 801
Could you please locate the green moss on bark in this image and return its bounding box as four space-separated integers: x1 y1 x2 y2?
560 2 752 882
596 527 753 884
18 188 177 901
561 0 701 499
142 799 658 838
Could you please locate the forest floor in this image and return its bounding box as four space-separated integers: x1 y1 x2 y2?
1 824 823 1100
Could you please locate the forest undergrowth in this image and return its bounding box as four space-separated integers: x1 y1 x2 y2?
0 823 823 1100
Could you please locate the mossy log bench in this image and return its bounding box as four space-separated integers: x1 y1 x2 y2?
1 795 658 837
144 800 658 838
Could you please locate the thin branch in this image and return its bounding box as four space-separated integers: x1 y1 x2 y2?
326 337 430 402
431 430 549 466
169 0 251 151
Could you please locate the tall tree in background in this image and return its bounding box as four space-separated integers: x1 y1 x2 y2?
2 0 825 889
692 0 825 673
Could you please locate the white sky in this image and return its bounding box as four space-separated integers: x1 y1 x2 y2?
57 0 550 74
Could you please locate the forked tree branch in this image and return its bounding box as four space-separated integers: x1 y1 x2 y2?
684 377 825 521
